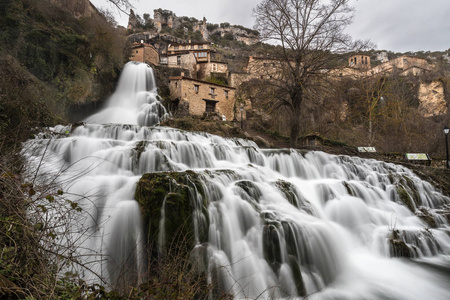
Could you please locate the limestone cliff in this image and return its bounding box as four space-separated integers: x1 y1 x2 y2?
418 81 447 117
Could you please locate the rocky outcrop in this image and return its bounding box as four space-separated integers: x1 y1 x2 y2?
376 51 389 63
50 0 96 18
127 8 259 44
127 9 139 30
418 81 447 117
153 9 180 32
135 171 209 257
212 25 259 45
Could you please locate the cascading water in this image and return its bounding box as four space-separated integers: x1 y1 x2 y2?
85 62 169 126
23 62 450 299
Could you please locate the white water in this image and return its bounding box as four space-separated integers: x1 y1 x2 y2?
23 62 450 299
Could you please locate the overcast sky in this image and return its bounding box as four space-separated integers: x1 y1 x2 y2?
91 0 450 53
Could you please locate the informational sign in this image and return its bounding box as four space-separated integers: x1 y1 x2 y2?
357 147 377 152
406 153 430 160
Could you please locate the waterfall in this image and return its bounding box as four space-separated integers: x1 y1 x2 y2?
22 62 450 299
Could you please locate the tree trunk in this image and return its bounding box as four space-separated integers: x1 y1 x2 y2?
290 117 300 148
289 90 302 148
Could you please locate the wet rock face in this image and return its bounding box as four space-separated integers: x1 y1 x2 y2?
135 171 208 257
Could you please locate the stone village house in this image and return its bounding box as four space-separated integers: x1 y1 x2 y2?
130 40 229 80
165 41 229 79
333 54 435 78
129 42 160 66
169 75 236 121
127 26 442 121
129 40 235 119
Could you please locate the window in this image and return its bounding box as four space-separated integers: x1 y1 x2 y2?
224 90 229 98
210 87 215 94
174 46 179 50
194 85 199 93
177 56 181 66
136 50 139 53
183 46 187 50
199 45 203 49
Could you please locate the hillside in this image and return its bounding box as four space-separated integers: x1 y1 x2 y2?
0 0 128 150
0 2 129 297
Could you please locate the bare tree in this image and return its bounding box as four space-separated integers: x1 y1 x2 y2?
253 0 368 147
106 0 133 14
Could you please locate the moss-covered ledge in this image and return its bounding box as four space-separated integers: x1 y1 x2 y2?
134 171 209 258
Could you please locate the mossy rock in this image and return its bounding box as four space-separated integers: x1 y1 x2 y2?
400 176 421 206
342 181 356 196
389 239 412 258
396 185 416 212
262 223 282 273
235 180 262 203
273 180 297 207
416 207 437 228
135 171 208 258
287 255 306 297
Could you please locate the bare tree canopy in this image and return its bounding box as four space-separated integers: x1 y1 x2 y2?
253 0 368 147
107 0 133 14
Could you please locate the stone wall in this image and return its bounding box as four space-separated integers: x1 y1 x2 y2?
169 77 236 120
348 55 371 69
167 53 197 78
229 73 252 88
129 44 160 66
196 61 227 80
332 55 436 79
368 56 434 77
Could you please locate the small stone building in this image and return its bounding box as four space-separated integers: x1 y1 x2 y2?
197 60 229 80
348 55 371 69
169 76 236 120
167 52 197 75
245 56 282 79
129 43 160 66
167 41 211 62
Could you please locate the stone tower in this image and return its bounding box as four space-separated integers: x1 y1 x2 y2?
348 55 371 69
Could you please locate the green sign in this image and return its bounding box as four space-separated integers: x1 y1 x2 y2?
406 153 429 160
357 147 376 152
